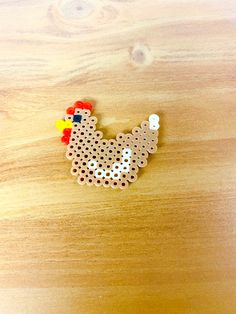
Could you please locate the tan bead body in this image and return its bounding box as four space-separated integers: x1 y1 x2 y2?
65 109 159 189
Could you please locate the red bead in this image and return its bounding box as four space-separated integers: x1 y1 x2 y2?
74 101 84 109
61 135 70 145
83 102 93 111
63 128 72 136
66 107 75 115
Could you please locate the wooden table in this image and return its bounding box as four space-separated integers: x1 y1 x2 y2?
0 0 236 313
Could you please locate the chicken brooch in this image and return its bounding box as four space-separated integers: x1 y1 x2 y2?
56 100 160 189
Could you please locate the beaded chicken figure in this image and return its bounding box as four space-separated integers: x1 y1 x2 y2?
56 100 160 189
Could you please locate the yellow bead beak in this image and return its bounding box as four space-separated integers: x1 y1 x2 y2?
56 119 72 132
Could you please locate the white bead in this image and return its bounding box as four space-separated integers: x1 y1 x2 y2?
149 114 160 130
110 171 121 180
121 163 130 173
122 148 132 157
88 159 97 170
95 169 105 178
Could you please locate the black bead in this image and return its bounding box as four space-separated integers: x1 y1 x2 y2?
73 115 82 123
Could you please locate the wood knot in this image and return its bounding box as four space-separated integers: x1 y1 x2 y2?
51 0 118 32
58 0 94 19
130 43 153 67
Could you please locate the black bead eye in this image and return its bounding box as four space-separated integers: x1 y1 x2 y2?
73 115 82 123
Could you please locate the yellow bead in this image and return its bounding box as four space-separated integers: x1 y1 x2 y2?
56 120 65 131
56 119 72 131
65 120 72 128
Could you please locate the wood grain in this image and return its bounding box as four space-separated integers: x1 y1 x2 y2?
0 0 236 313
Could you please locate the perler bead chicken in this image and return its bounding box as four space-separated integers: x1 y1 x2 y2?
56 100 160 189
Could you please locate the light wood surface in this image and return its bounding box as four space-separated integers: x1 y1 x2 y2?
1 0 236 313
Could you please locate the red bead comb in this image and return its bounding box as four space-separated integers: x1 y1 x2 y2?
66 107 75 115
74 101 93 111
